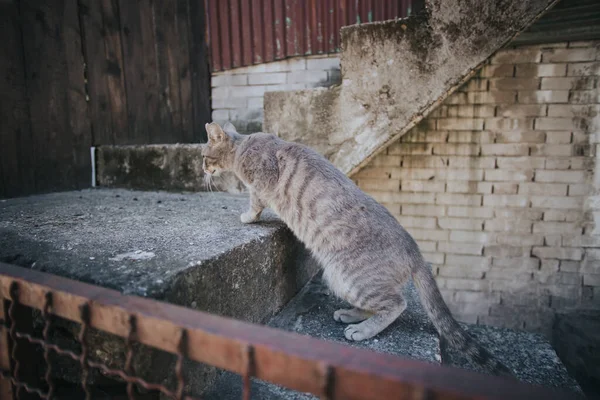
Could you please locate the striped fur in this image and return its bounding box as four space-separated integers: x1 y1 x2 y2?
201 122 513 377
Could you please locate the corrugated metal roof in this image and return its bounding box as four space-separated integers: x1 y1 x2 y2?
512 0 600 46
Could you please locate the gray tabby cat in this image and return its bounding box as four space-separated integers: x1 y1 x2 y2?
201 122 512 377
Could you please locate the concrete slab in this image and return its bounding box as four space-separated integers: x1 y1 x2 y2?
0 188 317 395
208 273 582 399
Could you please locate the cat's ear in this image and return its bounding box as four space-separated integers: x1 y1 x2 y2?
223 122 238 134
205 122 228 143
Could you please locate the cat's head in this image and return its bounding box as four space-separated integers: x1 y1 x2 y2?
201 122 239 175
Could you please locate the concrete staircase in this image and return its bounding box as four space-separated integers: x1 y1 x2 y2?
263 0 559 176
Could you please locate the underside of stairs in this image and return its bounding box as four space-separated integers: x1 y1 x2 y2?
263 0 560 176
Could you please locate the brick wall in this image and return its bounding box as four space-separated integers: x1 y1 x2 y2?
211 55 340 133
354 41 600 336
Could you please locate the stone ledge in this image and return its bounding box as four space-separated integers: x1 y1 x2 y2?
0 188 317 395
96 144 244 193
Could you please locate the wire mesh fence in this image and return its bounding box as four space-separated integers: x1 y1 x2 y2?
0 262 575 400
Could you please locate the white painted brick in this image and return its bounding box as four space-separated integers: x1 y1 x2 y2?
446 181 490 194
541 259 561 272
535 170 587 183
370 155 401 167
354 167 391 179
402 204 446 217
455 290 499 303
544 132 572 144
247 97 264 108
547 104 600 117
533 221 583 234
460 78 488 92
306 57 340 70
568 62 600 76
515 63 567 77
370 192 435 204
438 241 484 255
518 183 567 196
563 235 600 247
545 234 563 247
438 217 483 231
401 180 445 192
444 92 468 105
489 78 539 91
544 210 581 222
483 195 529 207
432 143 480 156
541 77 596 90
480 64 514 77
569 90 600 104
492 48 541 64
496 157 545 170
445 156 496 169
560 260 580 272
497 233 544 246
533 247 583 261
436 193 482 206
400 130 448 143
396 216 437 229
212 86 229 99
569 183 593 196
492 183 519 194
530 196 583 210
418 241 438 252
388 143 433 155
211 109 229 121
358 178 400 191
439 278 490 292
248 72 287 85
468 91 516 104
517 90 569 103
448 206 494 218
544 159 571 170
230 85 267 98
495 209 543 221
497 104 548 118
446 255 490 268
423 252 445 264
410 228 449 242
390 168 436 180
447 131 496 143
487 268 533 281
212 97 247 109
484 219 532 233
495 131 546 143
287 70 328 84
211 73 248 87
450 230 495 243
483 244 539 258
447 105 496 118
438 265 487 279
485 169 533 182
264 58 306 72
399 156 446 168
535 117 586 131
480 143 529 156
542 48 596 62
265 83 307 92
436 118 484 131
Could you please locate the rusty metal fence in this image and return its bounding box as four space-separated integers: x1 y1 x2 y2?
0 262 575 399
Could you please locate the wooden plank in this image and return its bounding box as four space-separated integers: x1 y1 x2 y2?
0 296 13 399
218 0 232 70
0 1 34 198
155 0 183 143
252 0 265 63
274 0 285 59
240 0 254 65
119 0 161 144
207 0 222 71
177 0 194 142
80 0 113 145
188 0 211 142
229 0 242 67
20 0 92 194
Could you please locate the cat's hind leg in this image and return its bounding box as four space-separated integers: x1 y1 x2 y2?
344 294 406 341
333 308 372 323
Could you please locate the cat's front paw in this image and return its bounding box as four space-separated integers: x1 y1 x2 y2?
240 212 258 224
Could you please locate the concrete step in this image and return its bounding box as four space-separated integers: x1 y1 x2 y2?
208 273 583 399
264 0 558 176
0 189 317 396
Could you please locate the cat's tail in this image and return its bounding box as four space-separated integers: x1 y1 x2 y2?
410 259 514 378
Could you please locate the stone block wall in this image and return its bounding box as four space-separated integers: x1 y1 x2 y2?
353 41 600 336
211 54 340 133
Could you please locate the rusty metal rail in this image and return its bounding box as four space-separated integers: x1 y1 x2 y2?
0 262 576 399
